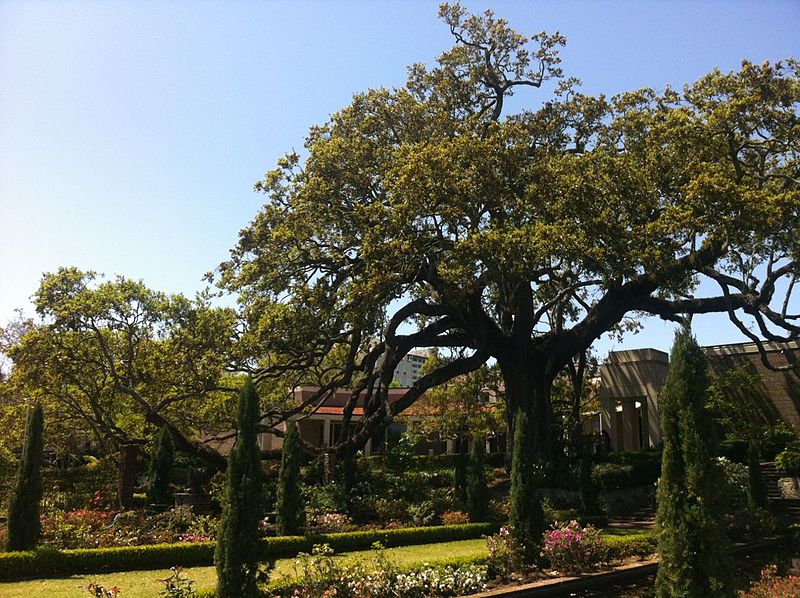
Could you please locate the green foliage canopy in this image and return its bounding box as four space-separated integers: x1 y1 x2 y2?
4 268 239 469
217 4 799 460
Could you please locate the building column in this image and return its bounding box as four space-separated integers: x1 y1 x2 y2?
446 439 456 455
645 392 661 447
640 400 650 448
364 438 372 457
622 400 639 451
322 418 332 448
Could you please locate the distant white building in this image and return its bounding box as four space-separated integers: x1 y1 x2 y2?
392 351 428 387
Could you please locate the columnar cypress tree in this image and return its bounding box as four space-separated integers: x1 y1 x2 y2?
454 436 468 503
579 437 600 515
508 407 544 562
215 378 262 598
146 425 174 506
655 328 734 598
466 436 489 522
276 420 303 535
7 404 44 551
747 442 768 509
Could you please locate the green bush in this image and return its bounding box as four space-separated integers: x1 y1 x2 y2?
0 523 497 581
776 449 800 476
592 458 660 491
604 533 657 560
364 452 505 471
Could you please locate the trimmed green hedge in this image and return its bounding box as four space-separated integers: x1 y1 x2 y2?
604 532 657 559
0 522 497 581
592 460 661 491
364 453 506 470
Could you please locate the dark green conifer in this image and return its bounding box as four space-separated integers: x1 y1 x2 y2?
454 436 468 503
655 328 734 598
276 420 303 535
747 442 768 509
466 436 489 522
508 407 544 562
215 378 262 598
579 437 601 515
146 425 174 506
7 404 44 551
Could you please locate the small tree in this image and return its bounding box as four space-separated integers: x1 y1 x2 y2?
466 436 489 522
655 328 734 598
215 378 262 598
146 426 174 506
508 407 544 563
276 420 303 535
7 403 44 551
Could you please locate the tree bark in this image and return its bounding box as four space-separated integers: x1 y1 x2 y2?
498 349 557 462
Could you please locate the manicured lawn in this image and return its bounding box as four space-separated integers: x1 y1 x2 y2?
0 538 487 598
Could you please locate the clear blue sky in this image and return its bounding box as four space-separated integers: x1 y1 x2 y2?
1 0 798 357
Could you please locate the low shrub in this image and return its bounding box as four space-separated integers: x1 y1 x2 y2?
542 521 606 574
370 496 412 524
0 522 497 581
718 457 750 509
441 510 470 525
158 566 198 598
304 511 355 534
364 452 506 471
545 506 608 529
728 507 777 542
40 506 218 549
760 423 800 461
486 527 527 580
776 449 800 477
592 460 660 491
739 563 800 597
603 533 657 560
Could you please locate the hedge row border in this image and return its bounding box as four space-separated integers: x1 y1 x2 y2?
0 522 497 581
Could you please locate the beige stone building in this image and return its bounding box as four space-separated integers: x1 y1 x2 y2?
598 341 799 452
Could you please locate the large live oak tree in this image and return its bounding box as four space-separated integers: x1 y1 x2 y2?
217 4 798 538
